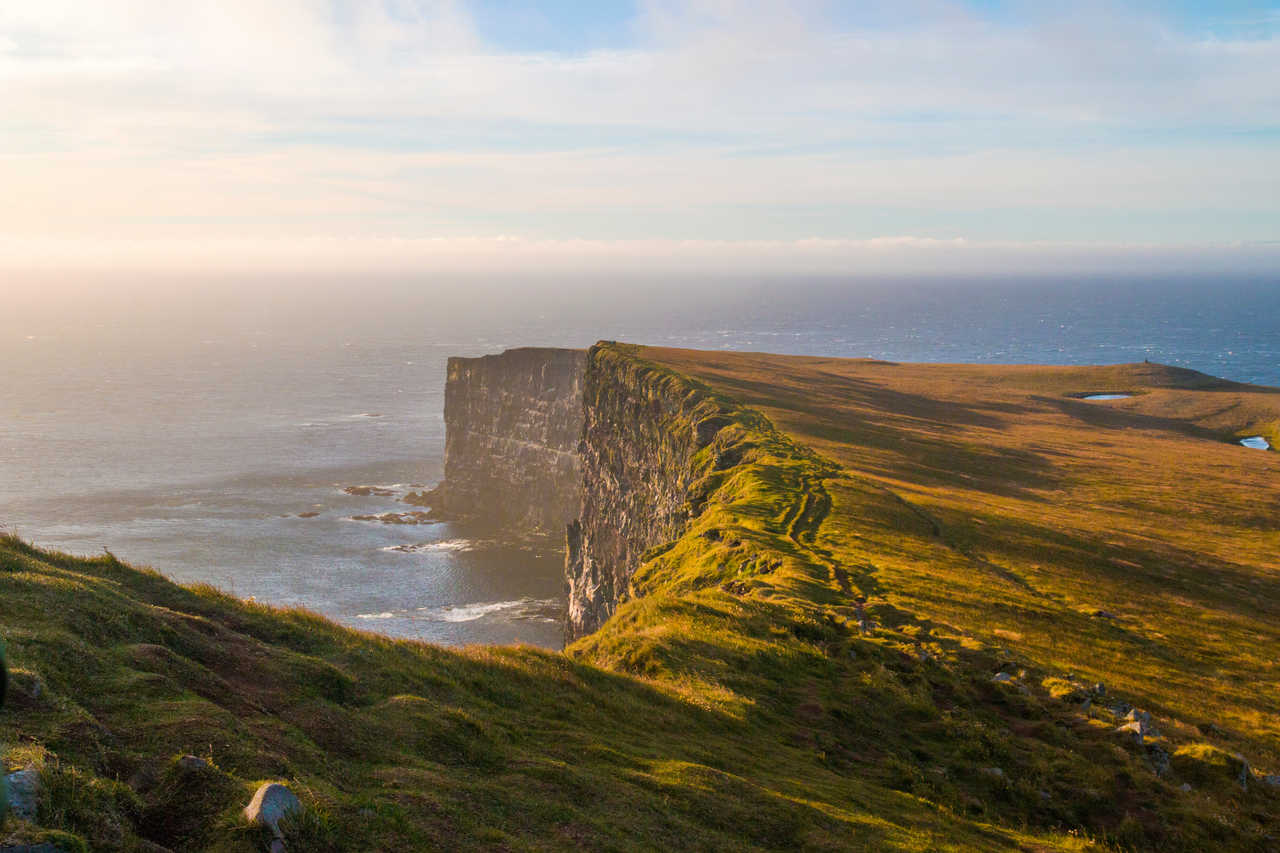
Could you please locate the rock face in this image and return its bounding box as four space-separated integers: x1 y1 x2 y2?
565 344 733 642
431 347 586 538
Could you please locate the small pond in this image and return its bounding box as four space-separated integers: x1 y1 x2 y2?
1081 393 1132 401
1240 436 1272 450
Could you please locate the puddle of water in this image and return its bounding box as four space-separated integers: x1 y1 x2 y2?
1240 436 1271 450
1082 393 1131 401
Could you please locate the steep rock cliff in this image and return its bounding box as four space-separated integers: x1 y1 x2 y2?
429 347 585 538
565 343 739 641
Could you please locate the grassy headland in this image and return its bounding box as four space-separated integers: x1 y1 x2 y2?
2 344 1278 851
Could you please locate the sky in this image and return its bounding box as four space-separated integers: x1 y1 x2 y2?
1 0 1278 275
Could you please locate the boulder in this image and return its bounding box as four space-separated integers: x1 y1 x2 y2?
5 769 40 821
1116 721 1146 745
244 783 302 838
1123 708 1157 736
991 672 1014 684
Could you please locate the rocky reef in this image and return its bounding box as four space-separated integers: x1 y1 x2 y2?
423 347 585 539
565 344 736 641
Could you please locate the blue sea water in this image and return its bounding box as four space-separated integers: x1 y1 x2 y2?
1 273 1277 649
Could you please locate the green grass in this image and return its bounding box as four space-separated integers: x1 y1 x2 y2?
3 343 1279 850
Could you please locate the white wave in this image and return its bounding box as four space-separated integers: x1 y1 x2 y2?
351 597 562 624
430 598 562 623
381 538 478 553
432 600 526 622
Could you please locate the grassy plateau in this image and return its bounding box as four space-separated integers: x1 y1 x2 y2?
2 343 1278 851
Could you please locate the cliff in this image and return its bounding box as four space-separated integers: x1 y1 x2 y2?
427 347 585 538
565 344 743 641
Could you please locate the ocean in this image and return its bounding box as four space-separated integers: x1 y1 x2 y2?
2 273 1277 649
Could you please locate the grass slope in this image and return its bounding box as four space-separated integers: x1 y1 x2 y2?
3 343 1278 851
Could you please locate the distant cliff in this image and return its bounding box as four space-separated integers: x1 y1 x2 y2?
425 347 585 538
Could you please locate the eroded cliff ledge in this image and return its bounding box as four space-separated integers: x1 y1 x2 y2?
565 343 739 641
425 347 585 538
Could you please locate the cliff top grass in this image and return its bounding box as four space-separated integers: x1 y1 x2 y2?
4 343 1279 850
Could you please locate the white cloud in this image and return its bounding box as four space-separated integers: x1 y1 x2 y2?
0 0 1277 266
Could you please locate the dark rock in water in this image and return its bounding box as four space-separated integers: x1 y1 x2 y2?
296 511 321 519
343 486 396 498
401 489 435 508
244 783 302 838
5 769 40 821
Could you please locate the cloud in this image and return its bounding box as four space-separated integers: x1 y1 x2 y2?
0 0 1277 266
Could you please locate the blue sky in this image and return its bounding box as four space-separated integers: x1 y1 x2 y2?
0 1 1277 274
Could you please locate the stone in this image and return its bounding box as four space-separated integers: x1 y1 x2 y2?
244 782 302 838
1264 774 1280 787
991 672 1014 683
1180 783 1192 792
1122 708 1157 737
176 755 209 771
980 767 1004 779
1148 744 1171 776
0 844 73 852
5 768 40 821
1116 721 1145 745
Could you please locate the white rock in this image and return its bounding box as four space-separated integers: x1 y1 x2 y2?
244 782 302 838
1116 721 1145 745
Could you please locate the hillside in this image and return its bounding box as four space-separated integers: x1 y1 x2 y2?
3 343 1279 851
